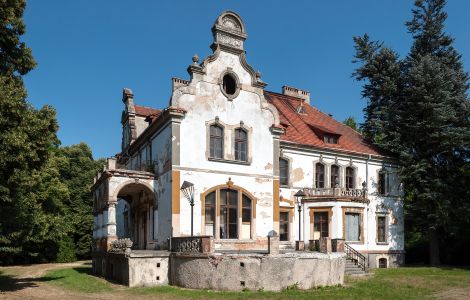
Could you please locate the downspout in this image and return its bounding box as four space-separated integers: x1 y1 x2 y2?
366 154 371 268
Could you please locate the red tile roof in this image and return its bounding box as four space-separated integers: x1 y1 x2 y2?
134 105 161 117
265 91 383 156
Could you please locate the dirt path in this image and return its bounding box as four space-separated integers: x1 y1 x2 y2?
0 261 134 300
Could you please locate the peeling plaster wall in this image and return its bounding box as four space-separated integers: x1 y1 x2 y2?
279 149 404 258
171 50 277 240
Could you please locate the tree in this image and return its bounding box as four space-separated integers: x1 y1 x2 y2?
343 116 360 132
55 143 104 259
0 0 59 263
353 0 470 266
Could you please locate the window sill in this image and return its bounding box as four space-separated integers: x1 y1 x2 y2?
208 157 251 165
376 242 389 245
345 241 364 245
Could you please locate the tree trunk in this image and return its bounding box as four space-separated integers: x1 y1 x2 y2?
429 228 440 266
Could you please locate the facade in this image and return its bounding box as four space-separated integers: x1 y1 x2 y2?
92 11 404 287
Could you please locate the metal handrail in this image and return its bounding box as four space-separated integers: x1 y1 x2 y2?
344 243 368 272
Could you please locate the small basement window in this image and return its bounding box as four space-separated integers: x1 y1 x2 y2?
223 74 237 95
324 135 339 144
379 258 387 268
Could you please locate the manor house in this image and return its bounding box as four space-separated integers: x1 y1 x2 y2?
91 11 404 289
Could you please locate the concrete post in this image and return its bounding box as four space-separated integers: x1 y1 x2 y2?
268 235 280 255
104 202 118 251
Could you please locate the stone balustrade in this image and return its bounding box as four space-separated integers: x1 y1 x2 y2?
303 187 367 199
171 236 213 254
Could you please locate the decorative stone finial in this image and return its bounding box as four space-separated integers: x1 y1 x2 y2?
192 54 199 65
122 88 134 103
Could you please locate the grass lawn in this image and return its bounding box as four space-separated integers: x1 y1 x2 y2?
44 266 470 299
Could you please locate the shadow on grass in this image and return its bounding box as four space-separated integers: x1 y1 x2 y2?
0 270 64 292
71 266 93 275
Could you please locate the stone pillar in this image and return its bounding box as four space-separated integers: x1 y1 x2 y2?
97 213 103 239
295 240 305 251
104 202 118 251
331 238 345 252
268 235 280 255
319 237 332 253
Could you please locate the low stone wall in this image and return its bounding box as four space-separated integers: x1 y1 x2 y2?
170 252 345 291
367 252 405 269
93 250 170 287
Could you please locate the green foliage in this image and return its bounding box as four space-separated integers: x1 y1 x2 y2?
353 0 470 265
343 116 360 132
0 0 104 264
42 265 470 299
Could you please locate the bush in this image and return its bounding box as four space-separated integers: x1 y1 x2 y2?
55 236 77 263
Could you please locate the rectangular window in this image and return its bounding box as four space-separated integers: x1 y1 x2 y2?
313 212 329 239
346 167 355 190
315 163 325 188
220 189 238 239
280 158 289 186
378 172 386 195
280 212 289 241
377 216 386 243
210 125 224 159
345 212 361 242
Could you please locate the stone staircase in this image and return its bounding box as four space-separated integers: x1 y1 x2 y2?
345 258 367 275
344 243 368 276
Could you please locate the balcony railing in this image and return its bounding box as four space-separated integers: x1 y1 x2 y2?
302 187 367 199
115 160 157 173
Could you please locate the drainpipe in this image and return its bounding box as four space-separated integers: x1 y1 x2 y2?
366 154 371 268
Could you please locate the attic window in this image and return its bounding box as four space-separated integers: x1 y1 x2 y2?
324 135 338 144
223 74 236 95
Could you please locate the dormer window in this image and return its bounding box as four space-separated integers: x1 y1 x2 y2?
324 135 339 144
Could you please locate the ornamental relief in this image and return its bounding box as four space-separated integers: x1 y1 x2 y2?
222 15 241 31
217 32 243 49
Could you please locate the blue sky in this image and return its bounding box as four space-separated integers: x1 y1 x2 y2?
23 1 470 159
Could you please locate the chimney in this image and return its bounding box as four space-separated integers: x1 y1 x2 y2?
282 86 310 104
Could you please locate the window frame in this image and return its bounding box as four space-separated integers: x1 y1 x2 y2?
346 166 355 190
330 165 340 188
342 207 364 244
200 184 257 240
234 128 248 162
209 124 224 159
376 214 388 244
279 157 289 187
315 163 325 188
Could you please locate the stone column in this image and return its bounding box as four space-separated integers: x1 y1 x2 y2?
104 202 118 251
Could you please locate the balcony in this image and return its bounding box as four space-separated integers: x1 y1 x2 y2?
302 186 368 203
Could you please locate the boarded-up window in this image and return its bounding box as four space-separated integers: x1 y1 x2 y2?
280 158 289 186
315 163 325 188
280 212 289 241
210 125 224 159
234 128 247 161
346 167 355 190
377 216 386 243
345 212 361 241
205 192 216 236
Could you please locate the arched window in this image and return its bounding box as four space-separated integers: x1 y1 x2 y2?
331 165 340 188
204 191 216 236
202 186 255 240
279 158 289 186
210 124 224 159
315 163 325 188
346 167 355 190
379 258 387 268
234 128 247 161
